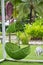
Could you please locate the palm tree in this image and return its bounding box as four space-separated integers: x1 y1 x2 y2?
0 0 43 23
16 0 43 23
9 0 23 19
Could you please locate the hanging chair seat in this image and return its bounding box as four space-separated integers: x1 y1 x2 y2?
5 42 30 60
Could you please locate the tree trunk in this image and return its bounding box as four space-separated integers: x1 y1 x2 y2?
30 5 33 23
29 4 36 23
9 18 11 42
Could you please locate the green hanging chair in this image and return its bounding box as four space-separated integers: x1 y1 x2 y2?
5 42 30 60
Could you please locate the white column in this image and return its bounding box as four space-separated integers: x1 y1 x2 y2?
1 0 6 59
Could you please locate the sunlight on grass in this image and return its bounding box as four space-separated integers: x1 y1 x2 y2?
25 45 43 60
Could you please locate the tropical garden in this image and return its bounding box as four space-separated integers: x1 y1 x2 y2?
0 0 43 65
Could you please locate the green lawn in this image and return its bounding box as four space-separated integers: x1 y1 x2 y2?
0 43 43 60
21 44 43 60
0 43 43 65
0 43 3 59
25 45 43 60
0 61 43 65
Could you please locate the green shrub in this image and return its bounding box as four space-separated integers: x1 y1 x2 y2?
24 19 43 40
7 21 24 33
6 23 16 33
24 24 32 35
33 18 43 26
16 31 31 45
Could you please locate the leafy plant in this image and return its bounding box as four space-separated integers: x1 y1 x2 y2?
5 42 30 59
16 31 31 45
7 21 24 33
24 19 43 40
